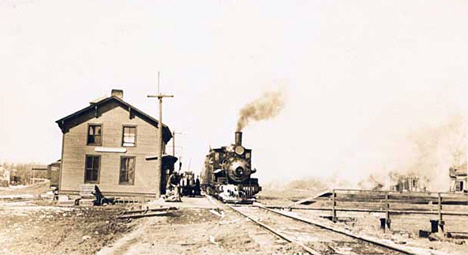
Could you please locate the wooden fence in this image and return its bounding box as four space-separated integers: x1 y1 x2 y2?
269 189 468 232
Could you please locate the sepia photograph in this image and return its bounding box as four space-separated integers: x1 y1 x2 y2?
0 1 466 254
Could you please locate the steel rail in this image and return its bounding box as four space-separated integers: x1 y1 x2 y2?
256 204 417 255
227 205 321 255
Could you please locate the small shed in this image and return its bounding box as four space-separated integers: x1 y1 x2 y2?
450 163 467 193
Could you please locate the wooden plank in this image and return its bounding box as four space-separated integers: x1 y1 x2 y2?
94 147 127 153
334 188 460 197
121 207 178 215
385 192 390 224
314 195 467 205
267 205 468 216
79 184 95 198
331 189 336 221
438 193 443 224
117 211 172 219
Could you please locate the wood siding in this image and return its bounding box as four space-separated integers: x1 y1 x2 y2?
59 102 162 197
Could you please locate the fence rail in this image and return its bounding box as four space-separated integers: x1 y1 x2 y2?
278 189 468 232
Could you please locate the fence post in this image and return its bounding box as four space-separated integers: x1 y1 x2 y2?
438 192 444 232
332 189 336 222
385 192 391 229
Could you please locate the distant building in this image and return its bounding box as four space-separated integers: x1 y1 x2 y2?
10 169 20 184
390 175 426 192
31 165 49 184
56 89 175 198
0 166 10 187
449 163 467 193
30 161 61 187
48 160 61 188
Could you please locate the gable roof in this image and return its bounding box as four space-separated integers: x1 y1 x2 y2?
56 95 172 143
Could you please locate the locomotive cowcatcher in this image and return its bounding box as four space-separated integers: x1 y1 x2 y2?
201 131 261 203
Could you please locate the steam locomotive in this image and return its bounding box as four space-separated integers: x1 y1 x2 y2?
201 131 261 203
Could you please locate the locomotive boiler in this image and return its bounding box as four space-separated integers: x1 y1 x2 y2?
201 131 261 203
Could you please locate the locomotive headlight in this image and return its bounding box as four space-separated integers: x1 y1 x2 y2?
227 159 251 183
235 145 245 155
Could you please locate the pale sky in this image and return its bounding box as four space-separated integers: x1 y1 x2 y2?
0 1 466 186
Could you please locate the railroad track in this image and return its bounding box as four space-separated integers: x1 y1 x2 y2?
228 204 416 255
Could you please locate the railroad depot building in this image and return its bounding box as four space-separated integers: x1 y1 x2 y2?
56 89 176 198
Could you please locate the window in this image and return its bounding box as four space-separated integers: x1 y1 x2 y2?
120 156 135 185
122 126 136 147
87 124 102 145
84 155 100 183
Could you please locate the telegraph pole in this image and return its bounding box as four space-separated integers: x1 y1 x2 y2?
148 72 173 197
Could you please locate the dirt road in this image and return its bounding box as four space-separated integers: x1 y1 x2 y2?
0 201 133 255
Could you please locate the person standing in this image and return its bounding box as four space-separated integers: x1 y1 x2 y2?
194 176 201 196
179 173 187 197
188 175 195 197
53 187 59 202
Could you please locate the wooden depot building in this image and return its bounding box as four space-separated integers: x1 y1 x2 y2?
56 89 177 199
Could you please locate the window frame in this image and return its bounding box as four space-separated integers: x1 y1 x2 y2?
121 125 137 147
119 156 136 185
84 155 101 184
87 124 103 146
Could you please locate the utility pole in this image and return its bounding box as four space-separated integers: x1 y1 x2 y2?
148 72 173 197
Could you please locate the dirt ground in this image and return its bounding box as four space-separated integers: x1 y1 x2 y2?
0 182 51 196
0 191 304 255
1 185 466 255
97 207 304 255
257 188 315 207
0 201 134 255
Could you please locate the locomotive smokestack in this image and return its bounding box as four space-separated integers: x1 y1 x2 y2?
235 131 242 146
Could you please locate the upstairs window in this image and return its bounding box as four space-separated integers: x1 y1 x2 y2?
87 124 102 145
120 156 135 185
84 155 100 183
122 126 137 147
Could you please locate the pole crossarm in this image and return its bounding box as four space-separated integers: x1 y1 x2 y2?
147 94 174 98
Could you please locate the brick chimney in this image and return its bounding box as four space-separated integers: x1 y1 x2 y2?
111 89 124 99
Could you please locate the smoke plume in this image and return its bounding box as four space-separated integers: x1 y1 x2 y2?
358 115 466 191
236 89 285 131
